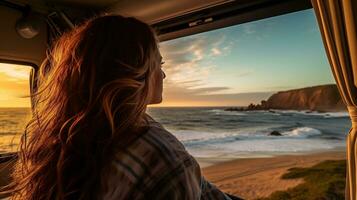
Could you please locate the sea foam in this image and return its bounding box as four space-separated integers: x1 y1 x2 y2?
282 127 322 137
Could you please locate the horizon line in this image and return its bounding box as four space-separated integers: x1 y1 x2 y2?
0 105 248 108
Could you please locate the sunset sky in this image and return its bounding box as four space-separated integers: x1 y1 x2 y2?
0 63 31 108
0 9 334 108
157 8 334 107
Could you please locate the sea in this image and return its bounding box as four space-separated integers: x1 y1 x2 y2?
0 107 31 153
147 107 350 159
0 107 351 158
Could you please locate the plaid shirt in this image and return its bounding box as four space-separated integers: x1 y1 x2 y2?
102 115 232 200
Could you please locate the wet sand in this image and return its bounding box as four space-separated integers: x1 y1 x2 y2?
198 150 346 199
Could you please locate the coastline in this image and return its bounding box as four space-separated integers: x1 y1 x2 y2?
198 148 346 199
196 146 346 168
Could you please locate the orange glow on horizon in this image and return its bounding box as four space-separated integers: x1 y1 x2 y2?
0 63 263 108
149 100 248 107
0 63 32 108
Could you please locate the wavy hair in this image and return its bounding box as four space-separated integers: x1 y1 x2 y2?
8 15 159 200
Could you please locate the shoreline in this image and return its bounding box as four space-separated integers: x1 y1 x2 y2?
198 149 346 199
196 147 346 168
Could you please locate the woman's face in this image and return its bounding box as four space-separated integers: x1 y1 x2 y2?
148 50 166 104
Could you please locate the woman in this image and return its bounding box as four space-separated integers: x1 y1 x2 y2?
10 15 236 199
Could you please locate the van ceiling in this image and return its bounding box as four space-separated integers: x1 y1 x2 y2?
9 0 235 23
7 0 311 41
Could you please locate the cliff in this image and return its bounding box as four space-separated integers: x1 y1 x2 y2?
265 84 346 112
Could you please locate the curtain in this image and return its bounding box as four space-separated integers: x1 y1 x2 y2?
311 0 357 199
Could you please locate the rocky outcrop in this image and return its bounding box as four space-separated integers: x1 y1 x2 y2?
225 84 346 112
265 84 346 112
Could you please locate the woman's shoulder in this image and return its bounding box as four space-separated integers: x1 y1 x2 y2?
111 115 195 177
102 116 199 199
135 115 190 162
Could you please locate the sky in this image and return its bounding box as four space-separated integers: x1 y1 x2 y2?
0 9 335 108
157 8 335 107
0 63 31 107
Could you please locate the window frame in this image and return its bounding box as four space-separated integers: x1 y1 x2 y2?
153 0 312 42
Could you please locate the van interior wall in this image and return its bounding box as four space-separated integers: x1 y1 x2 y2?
0 6 46 66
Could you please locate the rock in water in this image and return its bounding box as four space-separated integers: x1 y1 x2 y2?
269 131 282 136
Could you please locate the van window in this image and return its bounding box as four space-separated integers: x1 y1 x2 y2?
0 63 32 153
149 8 349 199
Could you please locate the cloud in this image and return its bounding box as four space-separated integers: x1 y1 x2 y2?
192 87 229 95
243 24 256 35
238 20 275 42
158 32 252 106
160 81 273 106
211 48 221 56
0 63 31 81
160 33 233 88
160 75 274 106
0 63 32 107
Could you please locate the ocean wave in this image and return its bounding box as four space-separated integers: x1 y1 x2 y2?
173 130 241 144
207 109 246 116
0 120 18 125
281 127 322 137
269 110 349 118
209 109 349 118
173 126 324 147
187 138 345 155
313 112 349 118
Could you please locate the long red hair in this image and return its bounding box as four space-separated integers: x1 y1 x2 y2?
9 15 159 199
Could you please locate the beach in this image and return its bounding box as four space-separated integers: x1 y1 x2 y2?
199 149 346 199
146 107 349 199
